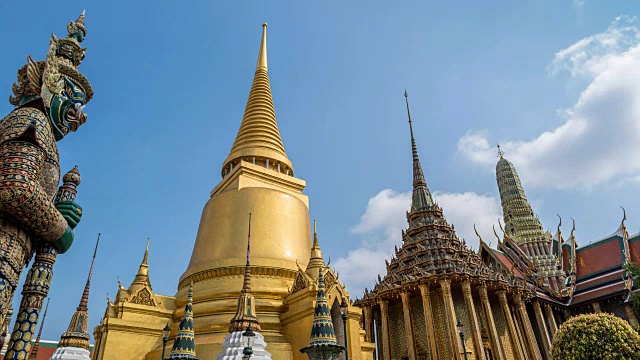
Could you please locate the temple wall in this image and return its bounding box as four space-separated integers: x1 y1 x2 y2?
490 296 515 360
409 294 428 357
431 288 452 359
453 290 477 360
388 301 406 359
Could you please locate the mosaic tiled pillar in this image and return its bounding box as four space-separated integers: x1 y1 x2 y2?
532 301 551 358
6 244 57 359
592 302 602 313
513 294 543 360
400 292 416 360
497 290 524 360
625 304 639 328
364 306 374 342
461 280 486 360
543 303 558 338
440 279 462 360
419 284 438 360
379 300 391 360
478 285 504 360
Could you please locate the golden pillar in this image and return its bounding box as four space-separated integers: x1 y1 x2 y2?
513 293 543 360
379 300 391 360
419 284 438 360
461 280 486 360
624 304 639 328
400 291 417 360
440 279 462 360
364 306 374 342
543 303 558 338
592 302 602 313
532 301 551 358
497 290 524 360
478 284 505 360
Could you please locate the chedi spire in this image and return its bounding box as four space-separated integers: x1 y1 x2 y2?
300 268 344 359
229 213 260 332
223 23 293 177
51 234 100 359
169 282 198 359
404 90 434 211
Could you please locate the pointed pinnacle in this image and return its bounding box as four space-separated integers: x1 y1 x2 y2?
79 233 100 311
142 238 150 266
256 23 268 71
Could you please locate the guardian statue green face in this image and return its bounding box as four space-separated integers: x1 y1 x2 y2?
0 11 93 326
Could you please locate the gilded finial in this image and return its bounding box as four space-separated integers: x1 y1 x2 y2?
313 220 319 247
557 214 562 229
143 238 149 265
497 143 504 158
256 23 268 71
621 206 627 225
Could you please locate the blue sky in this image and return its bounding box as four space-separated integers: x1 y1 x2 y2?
1 0 639 342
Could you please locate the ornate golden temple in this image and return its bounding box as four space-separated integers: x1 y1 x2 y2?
88 21 640 360
91 24 375 360
353 94 640 360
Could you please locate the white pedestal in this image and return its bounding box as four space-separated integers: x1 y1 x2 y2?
216 331 272 360
49 346 91 360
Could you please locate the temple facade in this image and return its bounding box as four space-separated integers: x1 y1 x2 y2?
92 24 374 360
354 94 640 360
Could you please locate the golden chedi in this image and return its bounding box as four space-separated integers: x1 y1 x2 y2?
173 23 311 358
94 24 374 360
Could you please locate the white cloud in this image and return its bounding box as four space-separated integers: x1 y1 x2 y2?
458 15 640 190
574 0 585 8
336 189 501 297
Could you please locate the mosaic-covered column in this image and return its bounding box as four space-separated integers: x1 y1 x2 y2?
497 290 524 360
400 291 416 360
592 302 602 313
543 303 558 338
364 305 374 342
513 293 543 360
625 304 639 328
532 301 551 358
461 280 486 360
379 300 391 360
478 284 505 360
419 283 438 360
440 279 462 360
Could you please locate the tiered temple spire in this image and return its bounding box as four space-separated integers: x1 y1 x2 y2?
57 233 100 351
306 221 324 280
229 214 260 332
169 282 198 359
404 90 434 211
300 268 344 359
222 23 293 177
132 238 151 288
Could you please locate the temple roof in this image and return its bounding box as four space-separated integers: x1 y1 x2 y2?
222 23 293 175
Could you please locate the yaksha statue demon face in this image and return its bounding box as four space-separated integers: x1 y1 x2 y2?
0 11 93 324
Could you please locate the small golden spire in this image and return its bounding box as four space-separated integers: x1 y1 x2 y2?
132 238 151 287
497 143 504 158
306 220 324 279
257 23 268 71
142 238 149 266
